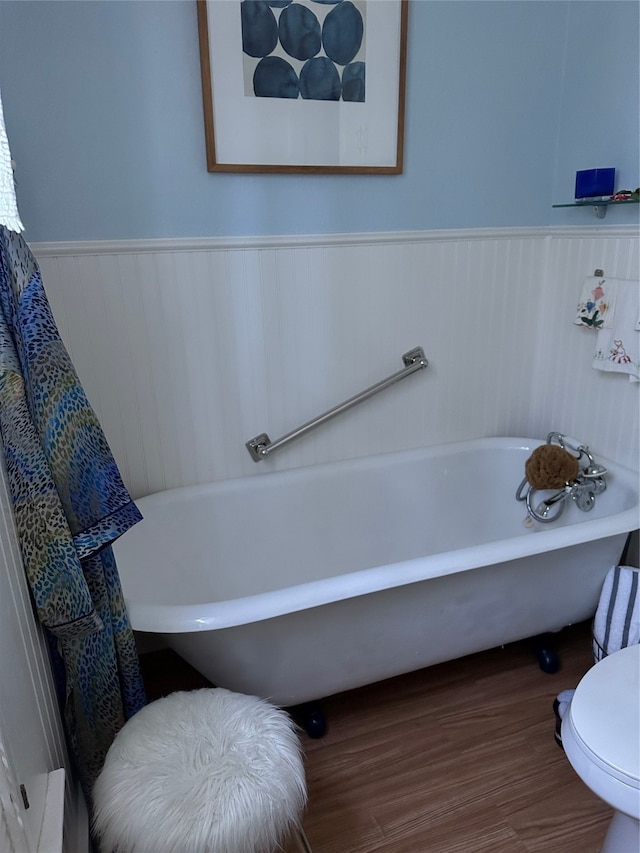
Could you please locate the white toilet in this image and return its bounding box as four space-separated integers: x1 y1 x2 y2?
562 643 640 853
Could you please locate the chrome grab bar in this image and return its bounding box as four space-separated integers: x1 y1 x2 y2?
245 347 429 461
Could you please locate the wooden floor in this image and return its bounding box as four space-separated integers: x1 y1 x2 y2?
140 621 611 853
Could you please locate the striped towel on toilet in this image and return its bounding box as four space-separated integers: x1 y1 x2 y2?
554 564 639 748
592 565 640 661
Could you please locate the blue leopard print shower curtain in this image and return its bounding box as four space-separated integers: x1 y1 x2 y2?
0 225 146 800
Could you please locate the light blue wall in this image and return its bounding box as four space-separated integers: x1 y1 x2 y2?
0 0 637 242
551 1 640 226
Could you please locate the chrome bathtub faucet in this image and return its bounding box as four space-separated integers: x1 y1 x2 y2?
516 433 608 524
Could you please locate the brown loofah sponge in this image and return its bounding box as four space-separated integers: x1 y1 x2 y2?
525 444 580 490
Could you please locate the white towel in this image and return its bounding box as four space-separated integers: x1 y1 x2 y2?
592 565 640 661
574 276 617 329
0 88 24 233
592 280 640 381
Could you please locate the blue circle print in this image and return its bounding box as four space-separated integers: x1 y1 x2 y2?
253 56 300 98
342 61 365 102
267 1 292 6
241 1 278 58
300 57 341 100
323 1 363 66
279 3 322 60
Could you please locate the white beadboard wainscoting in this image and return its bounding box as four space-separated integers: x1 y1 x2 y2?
34 226 639 500
530 230 639 471
1 225 636 848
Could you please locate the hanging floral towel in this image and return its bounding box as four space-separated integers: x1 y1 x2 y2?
0 226 146 799
574 276 617 329
592 279 640 382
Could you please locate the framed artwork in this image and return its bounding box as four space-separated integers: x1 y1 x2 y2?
197 0 408 173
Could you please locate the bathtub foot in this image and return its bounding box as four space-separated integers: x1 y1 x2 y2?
295 703 327 739
532 633 560 673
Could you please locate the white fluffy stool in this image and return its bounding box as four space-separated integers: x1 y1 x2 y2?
92 688 311 853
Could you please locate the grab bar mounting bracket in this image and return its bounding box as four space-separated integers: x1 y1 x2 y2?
402 346 428 368
246 433 271 462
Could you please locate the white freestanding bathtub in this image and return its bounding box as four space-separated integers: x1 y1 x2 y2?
113 437 639 707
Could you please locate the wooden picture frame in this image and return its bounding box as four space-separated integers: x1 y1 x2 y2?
197 0 408 174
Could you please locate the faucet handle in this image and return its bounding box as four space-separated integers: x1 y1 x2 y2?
577 445 608 478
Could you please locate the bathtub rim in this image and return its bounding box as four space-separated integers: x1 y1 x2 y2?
116 436 639 634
